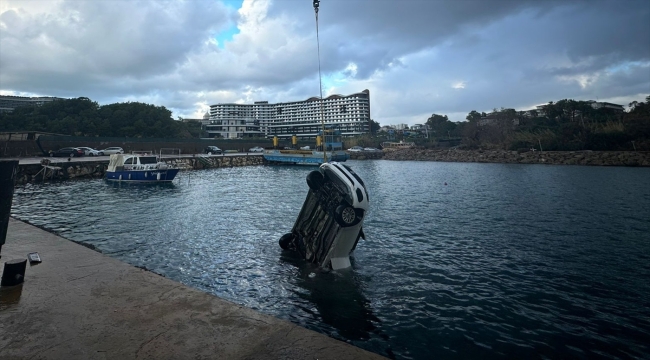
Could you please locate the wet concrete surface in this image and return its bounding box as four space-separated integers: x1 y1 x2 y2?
0 218 386 360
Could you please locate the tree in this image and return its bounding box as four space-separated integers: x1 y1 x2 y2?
369 119 380 134
466 110 482 122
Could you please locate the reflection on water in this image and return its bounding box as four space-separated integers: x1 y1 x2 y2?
282 252 381 338
10 162 650 359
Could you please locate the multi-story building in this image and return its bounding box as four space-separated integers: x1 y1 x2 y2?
207 90 371 139
0 95 65 113
587 101 624 111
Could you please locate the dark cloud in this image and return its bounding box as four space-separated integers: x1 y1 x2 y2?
0 0 648 122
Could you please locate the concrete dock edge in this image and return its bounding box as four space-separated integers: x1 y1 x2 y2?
0 218 386 360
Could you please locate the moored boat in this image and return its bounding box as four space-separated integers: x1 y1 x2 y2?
105 153 179 182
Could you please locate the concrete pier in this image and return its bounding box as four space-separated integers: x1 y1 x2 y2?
0 218 386 359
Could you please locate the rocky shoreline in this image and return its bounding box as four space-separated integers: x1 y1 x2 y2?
382 149 650 167
14 155 265 184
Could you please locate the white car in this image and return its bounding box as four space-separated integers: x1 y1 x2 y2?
249 146 264 152
77 147 103 156
347 146 363 152
363 147 380 152
278 162 369 270
101 147 124 155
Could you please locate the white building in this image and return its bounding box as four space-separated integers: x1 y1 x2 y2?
0 95 65 113
206 90 371 139
587 101 624 111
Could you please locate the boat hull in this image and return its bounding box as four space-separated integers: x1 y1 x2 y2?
105 169 180 182
263 150 349 165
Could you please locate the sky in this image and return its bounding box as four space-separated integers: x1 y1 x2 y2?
1 0 649 126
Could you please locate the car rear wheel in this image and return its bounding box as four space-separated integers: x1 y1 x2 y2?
279 233 294 250
335 204 357 227
306 171 324 192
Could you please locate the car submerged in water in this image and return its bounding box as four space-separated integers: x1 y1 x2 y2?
278 162 369 270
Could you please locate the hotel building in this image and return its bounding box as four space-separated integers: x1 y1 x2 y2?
206 90 371 139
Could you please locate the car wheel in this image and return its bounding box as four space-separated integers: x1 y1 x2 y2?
279 233 294 250
99 152 104 156
335 204 357 227
50 152 54 157
207 152 212 155
306 171 324 192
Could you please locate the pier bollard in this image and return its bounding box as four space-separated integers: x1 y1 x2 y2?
0 160 19 259
1 259 27 287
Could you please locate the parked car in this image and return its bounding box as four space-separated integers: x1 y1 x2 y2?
100 147 124 155
204 146 222 155
77 147 103 156
249 146 264 152
363 147 380 152
347 146 363 152
49 147 84 157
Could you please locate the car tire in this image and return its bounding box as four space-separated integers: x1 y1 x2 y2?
99 152 104 156
279 233 294 250
50 152 54 157
306 171 324 192
335 204 358 227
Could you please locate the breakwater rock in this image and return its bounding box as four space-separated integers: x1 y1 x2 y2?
348 151 384 160
383 149 650 167
192 154 264 169
15 155 265 184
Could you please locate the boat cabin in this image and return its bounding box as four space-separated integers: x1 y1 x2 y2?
107 154 168 172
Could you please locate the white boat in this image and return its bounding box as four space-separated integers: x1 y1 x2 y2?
105 153 179 182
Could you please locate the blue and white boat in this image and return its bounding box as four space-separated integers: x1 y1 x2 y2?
105 153 179 182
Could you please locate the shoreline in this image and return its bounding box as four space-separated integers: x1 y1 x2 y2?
382 149 650 167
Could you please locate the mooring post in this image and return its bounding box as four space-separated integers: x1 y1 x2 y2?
0 160 19 259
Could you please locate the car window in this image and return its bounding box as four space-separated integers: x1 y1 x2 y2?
124 158 133 164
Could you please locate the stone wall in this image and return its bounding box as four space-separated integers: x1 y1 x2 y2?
15 155 266 185
348 151 384 160
383 149 650 167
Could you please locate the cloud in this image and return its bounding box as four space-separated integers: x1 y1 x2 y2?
0 0 648 123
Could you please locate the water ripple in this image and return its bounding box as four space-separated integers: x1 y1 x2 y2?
10 161 650 359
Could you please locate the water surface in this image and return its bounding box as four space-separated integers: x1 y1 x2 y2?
11 161 650 359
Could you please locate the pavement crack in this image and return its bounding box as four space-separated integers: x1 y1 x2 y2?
135 330 169 357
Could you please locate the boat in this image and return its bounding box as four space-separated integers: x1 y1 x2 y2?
381 141 416 150
105 153 179 182
263 128 350 165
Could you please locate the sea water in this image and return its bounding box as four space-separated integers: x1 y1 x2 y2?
10 160 650 359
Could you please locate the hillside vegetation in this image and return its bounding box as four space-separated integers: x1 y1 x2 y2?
0 97 201 138
420 96 650 151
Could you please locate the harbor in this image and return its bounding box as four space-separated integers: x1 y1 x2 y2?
5 161 650 359
9 152 264 184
